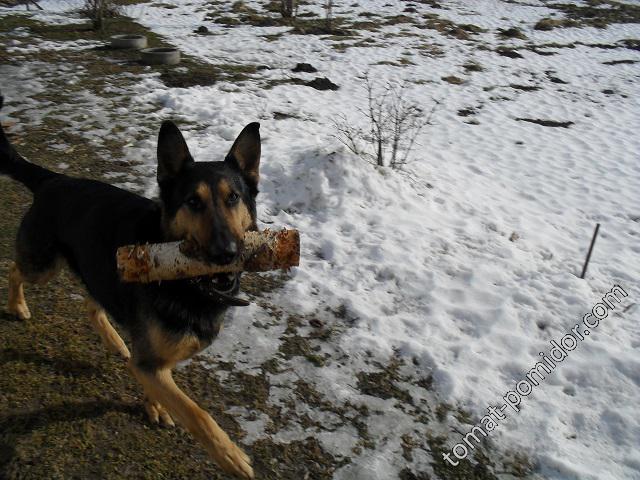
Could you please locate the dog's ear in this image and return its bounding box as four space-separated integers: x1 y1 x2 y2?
157 121 194 184
225 122 260 189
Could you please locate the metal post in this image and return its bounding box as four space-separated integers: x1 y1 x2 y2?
580 223 600 279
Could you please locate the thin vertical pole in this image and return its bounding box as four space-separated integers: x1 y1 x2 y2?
580 223 600 279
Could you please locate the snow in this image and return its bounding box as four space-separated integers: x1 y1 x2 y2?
2 0 639 479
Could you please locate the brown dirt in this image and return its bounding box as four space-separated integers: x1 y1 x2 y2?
0 11 337 480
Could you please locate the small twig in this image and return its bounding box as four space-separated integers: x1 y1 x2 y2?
399 96 440 165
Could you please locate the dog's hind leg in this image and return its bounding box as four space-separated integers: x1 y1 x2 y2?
86 299 130 360
7 263 31 320
6 208 60 320
128 360 254 479
7 260 60 320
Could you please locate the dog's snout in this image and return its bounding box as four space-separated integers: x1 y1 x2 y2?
208 241 237 265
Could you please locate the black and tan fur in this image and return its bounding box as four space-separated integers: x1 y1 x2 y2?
0 96 260 479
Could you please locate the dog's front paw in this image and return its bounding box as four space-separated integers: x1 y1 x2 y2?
215 439 254 479
7 301 31 320
143 396 175 427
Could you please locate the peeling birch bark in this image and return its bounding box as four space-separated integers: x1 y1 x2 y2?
117 229 299 283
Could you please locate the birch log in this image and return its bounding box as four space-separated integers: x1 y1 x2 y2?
117 229 299 283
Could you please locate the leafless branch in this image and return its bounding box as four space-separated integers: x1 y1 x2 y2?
333 74 440 169
332 114 362 157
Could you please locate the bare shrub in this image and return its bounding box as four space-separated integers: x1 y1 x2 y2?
334 75 439 168
280 0 297 19
1 0 43 10
82 0 120 31
324 0 333 31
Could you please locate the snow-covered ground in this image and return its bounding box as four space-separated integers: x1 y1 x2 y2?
3 0 640 479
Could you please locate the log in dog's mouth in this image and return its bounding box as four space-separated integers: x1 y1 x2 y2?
188 273 249 306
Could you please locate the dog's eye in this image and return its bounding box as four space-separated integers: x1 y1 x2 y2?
227 191 240 206
186 196 205 212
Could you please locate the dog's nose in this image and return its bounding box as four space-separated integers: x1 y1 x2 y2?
208 241 237 265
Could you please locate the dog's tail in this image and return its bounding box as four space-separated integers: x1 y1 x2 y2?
0 96 58 192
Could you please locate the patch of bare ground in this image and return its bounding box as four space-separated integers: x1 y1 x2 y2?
206 2 356 36
420 13 486 40
442 75 466 85
516 118 574 128
497 26 527 40
510 84 541 92
602 59 637 65
537 0 640 30
496 46 524 58
463 61 484 72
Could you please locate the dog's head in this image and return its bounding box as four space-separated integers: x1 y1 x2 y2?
156 121 260 266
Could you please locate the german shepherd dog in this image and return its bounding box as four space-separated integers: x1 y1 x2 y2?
0 96 257 479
